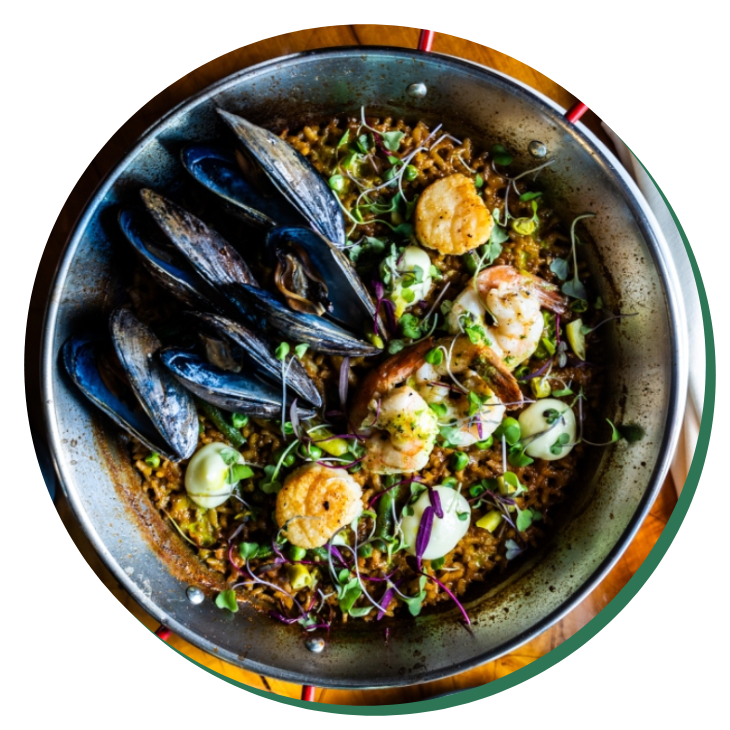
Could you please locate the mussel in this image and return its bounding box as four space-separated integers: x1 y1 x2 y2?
186 311 322 407
266 226 383 331
160 348 316 419
63 309 199 462
217 109 346 247
118 207 221 312
180 145 305 231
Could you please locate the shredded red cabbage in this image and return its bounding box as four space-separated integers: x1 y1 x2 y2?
428 487 444 519
415 506 435 570
417 570 471 625
339 357 350 410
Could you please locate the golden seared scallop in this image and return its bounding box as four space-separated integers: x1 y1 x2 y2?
415 173 494 255
275 463 363 548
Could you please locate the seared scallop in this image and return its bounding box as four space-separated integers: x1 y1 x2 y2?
414 173 494 255
275 463 363 548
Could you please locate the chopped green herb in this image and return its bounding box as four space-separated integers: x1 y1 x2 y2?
144 452 161 469
328 174 346 193
231 413 249 429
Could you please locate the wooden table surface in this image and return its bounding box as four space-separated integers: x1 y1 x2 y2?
26 25 679 707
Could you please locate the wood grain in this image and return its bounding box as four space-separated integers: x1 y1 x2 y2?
27 24 677 707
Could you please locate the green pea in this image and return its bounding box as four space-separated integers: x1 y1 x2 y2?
358 543 374 558
328 174 346 192
442 477 459 489
231 413 249 429
404 165 418 181
273 447 296 468
144 452 161 469
289 546 307 561
451 451 469 472
476 436 494 450
299 443 323 461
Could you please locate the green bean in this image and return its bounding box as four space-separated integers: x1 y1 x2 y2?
195 399 246 448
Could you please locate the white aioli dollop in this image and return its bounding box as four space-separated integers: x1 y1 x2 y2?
185 441 244 509
391 245 433 317
518 398 577 461
402 486 471 560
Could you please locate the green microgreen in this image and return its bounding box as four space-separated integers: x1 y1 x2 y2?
494 417 521 446
492 143 513 166
429 402 448 418
275 342 290 360
549 432 571 455
474 173 484 188
294 343 309 359
562 214 595 300
382 130 405 151
215 589 238 613
337 129 350 148
387 339 406 354
425 347 444 366
239 542 260 561
399 313 422 339
549 257 569 281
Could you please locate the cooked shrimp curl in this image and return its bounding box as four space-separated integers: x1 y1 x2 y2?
415 173 494 255
350 336 522 474
275 463 363 548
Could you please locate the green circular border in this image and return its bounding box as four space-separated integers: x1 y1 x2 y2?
149 147 714 713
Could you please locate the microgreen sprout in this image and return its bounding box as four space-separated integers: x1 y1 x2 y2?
562 214 595 300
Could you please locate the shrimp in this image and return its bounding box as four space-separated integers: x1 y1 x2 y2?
447 265 567 369
350 336 522 472
275 463 363 549
414 173 494 255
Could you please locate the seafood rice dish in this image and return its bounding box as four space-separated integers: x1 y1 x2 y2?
63 107 632 630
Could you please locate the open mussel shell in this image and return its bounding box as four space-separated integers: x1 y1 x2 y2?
217 109 346 247
118 208 221 312
62 335 178 462
140 188 257 295
187 311 322 407
180 145 305 231
234 283 381 357
267 226 383 332
109 308 198 461
160 348 316 418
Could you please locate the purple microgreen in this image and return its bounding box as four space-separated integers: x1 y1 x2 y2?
415 506 435 570
428 486 444 519
505 539 524 561
417 570 471 625
519 358 553 381
316 455 365 470
581 311 638 335
376 579 404 620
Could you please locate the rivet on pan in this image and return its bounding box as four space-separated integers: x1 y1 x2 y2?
305 637 326 653
407 82 427 98
529 141 548 158
186 586 205 605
